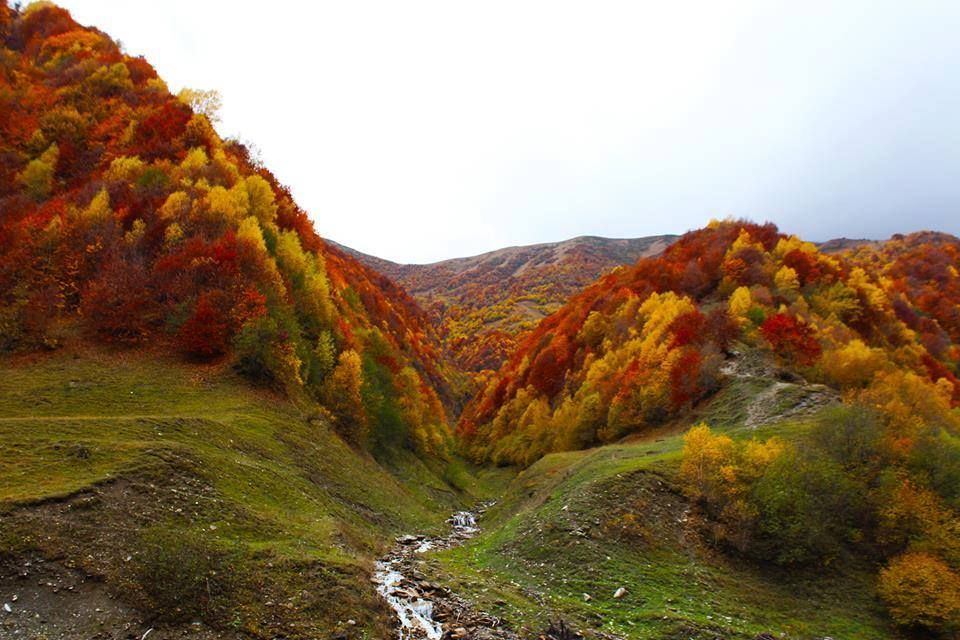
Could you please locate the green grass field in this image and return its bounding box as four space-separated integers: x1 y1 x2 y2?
0 347 508 638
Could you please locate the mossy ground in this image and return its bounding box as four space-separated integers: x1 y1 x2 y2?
0 350 905 639
0 346 508 638
432 376 903 639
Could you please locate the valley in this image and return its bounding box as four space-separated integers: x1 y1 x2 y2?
2 4 960 640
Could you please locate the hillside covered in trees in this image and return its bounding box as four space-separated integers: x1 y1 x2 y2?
342 234 675 372
455 220 960 634
0 1 456 455
458 221 960 465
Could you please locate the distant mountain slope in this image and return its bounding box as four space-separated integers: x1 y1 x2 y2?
816 237 880 253
339 235 677 371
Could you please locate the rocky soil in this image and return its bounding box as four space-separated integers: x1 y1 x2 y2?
0 553 238 640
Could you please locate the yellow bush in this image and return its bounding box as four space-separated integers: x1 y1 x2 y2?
680 423 735 500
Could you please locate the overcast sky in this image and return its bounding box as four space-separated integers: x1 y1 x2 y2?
59 1 960 263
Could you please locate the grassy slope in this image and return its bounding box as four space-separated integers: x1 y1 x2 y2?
0 347 509 638
433 376 902 640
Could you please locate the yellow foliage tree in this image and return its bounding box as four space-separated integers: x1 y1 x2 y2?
177 88 222 123
728 229 764 257
242 175 278 226
847 266 888 309
124 218 146 245
818 339 888 389
210 149 240 185
809 282 862 323
680 423 735 500
322 349 367 445
104 155 145 183
396 366 432 453
878 552 960 633
179 146 209 177
204 185 246 223
774 265 799 294
741 437 786 481
728 286 753 325
76 188 112 227
877 477 960 562
859 370 960 455
772 235 819 260
87 62 132 95
163 222 183 246
236 216 267 253
19 143 58 200
158 191 191 221
275 230 309 275
302 270 335 328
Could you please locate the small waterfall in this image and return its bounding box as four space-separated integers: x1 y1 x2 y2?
374 562 443 640
449 511 477 531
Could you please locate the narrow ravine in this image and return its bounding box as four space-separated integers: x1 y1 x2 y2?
373 504 519 640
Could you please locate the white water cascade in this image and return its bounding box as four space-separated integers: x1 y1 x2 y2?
449 511 478 532
373 562 443 640
373 506 490 640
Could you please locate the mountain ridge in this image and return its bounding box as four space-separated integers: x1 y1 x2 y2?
336 234 678 371
333 234 677 272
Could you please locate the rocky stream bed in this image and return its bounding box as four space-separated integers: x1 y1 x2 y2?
373 505 524 640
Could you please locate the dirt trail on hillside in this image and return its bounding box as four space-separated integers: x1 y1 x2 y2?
721 352 837 428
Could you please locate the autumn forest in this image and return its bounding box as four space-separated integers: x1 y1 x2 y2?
1 3 960 640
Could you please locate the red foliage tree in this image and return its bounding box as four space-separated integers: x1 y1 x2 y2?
669 309 707 349
760 313 821 366
133 101 191 159
705 307 741 353
670 348 704 408
920 353 960 405
527 334 571 397
231 286 267 327
125 56 158 85
81 255 154 344
783 249 823 286
178 292 230 359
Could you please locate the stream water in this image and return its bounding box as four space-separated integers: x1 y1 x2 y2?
373 509 484 639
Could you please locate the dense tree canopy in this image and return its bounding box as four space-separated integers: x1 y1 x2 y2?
459 221 960 466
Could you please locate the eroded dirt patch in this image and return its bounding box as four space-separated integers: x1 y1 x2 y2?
0 553 236 639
